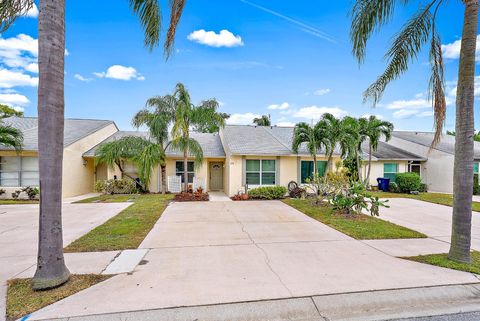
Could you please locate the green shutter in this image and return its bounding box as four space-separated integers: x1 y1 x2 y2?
317 161 327 177
301 161 314 183
474 163 479 174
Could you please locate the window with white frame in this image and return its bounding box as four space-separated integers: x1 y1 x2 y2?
246 159 276 185
176 161 195 183
383 163 399 182
0 156 39 187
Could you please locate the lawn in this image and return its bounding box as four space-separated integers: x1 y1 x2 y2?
0 199 38 205
404 251 480 275
7 275 111 321
283 198 426 240
370 191 480 212
65 193 173 252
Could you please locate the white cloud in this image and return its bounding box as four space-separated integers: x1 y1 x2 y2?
74 74 93 82
385 98 431 110
0 69 38 88
393 109 420 119
0 34 38 71
24 3 39 18
293 106 348 119
268 102 289 110
25 63 38 73
0 93 30 106
94 65 144 81
276 121 296 127
313 88 331 96
226 112 261 125
442 35 480 60
187 29 244 48
361 114 384 120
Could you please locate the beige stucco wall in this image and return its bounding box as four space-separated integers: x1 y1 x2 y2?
363 160 409 187
62 123 118 198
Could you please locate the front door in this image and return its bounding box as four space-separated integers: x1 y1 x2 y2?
210 162 223 191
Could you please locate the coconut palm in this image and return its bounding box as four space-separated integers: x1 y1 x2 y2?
292 122 327 179
363 116 394 183
351 0 477 263
0 104 24 118
170 83 226 191
132 95 177 193
253 115 271 126
0 0 186 290
0 122 23 151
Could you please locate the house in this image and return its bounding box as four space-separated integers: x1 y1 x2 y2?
0 117 118 198
0 117 477 197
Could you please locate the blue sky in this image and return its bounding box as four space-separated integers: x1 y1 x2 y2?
0 0 476 131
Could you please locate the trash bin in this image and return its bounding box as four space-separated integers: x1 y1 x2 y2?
377 178 390 192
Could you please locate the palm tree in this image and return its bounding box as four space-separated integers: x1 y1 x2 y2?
0 122 23 151
0 104 24 118
253 115 271 126
1 0 186 290
363 116 394 183
170 83 226 191
132 95 177 193
340 117 367 182
292 122 327 179
351 0 477 263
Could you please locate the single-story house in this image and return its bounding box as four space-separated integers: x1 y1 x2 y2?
1 117 478 197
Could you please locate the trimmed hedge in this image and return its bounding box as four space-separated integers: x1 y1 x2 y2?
248 186 287 200
396 172 421 193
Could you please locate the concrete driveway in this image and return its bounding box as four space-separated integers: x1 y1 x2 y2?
363 198 480 256
29 200 480 321
0 201 131 321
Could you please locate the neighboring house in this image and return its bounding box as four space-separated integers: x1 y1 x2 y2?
0 117 118 198
1 117 476 197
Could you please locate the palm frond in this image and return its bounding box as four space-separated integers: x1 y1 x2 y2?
363 3 435 105
135 143 164 188
351 0 408 63
130 0 161 51
165 0 186 58
0 123 23 151
0 0 34 32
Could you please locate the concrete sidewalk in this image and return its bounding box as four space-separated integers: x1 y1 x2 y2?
27 201 480 321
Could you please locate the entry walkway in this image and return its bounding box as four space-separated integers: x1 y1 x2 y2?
29 201 479 320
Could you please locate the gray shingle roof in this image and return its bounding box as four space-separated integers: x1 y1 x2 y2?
83 131 226 158
392 131 480 159
0 117 115 151
361 141 425 161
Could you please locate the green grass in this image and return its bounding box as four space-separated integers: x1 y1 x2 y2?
370 191 480 212
283 198 426 240
0 199 38 205
6 275 111 321
65 194 173 252
404 251 480 275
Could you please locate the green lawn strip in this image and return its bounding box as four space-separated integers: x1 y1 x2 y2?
65 194 173 252
0 200 38 205
74 194 142 203
283 198 426 240
370 191 480 212
7 274 111 321
403 251 480 275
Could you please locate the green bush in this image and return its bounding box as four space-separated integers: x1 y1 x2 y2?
395 173 422 193
419 183 428 193
388 182 399 193
474 174 480 195
248 186 287 200
95 179 138 194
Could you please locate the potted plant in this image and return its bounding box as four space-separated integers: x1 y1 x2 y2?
241 193 249 200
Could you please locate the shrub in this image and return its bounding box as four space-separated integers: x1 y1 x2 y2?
21 186 39 200
330 181 389 216
0 189 5 196
419 183 428 193
395 173 421 193
388 182 399 193
95 179 138 194
248 186 287 200
474 174 480 195
11 190 21 200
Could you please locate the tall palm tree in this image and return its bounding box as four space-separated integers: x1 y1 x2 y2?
253 115 271 126
292 122 327 179
132 95 176 193
170 83 226 191
351 0 477 263
363 116 394 183
340 117 367 182
1 0 186 290
0 122 23 151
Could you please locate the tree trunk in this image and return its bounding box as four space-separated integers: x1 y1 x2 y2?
183 149 188 192
326 150 334 173
32 0 70 290
161 165 167 195
366 143 373 184
356 154 362 182
448 0 478 263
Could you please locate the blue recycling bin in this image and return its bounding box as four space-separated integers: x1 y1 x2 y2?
377 178 390 192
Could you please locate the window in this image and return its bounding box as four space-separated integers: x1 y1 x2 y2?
300 161 327 183
474 163 479 174
176 161 194 183
408 161 421 176
383 163 399 182
246 159 276 185
0 156 39 187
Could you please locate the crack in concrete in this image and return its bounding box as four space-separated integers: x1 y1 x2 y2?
227 204 294 297
310 297 330 321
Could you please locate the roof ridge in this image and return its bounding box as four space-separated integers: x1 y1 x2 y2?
260 126 292 152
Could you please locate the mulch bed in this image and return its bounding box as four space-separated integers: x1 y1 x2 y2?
174 192 209 202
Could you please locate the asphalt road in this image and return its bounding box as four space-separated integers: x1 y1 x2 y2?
392 311 480 321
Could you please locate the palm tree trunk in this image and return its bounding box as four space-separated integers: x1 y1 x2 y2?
356 154 362 182
183 149 188 192
366 143 373 184
32 0 70 290
448 0 478 263
161 165 167 194
327 150 334 173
